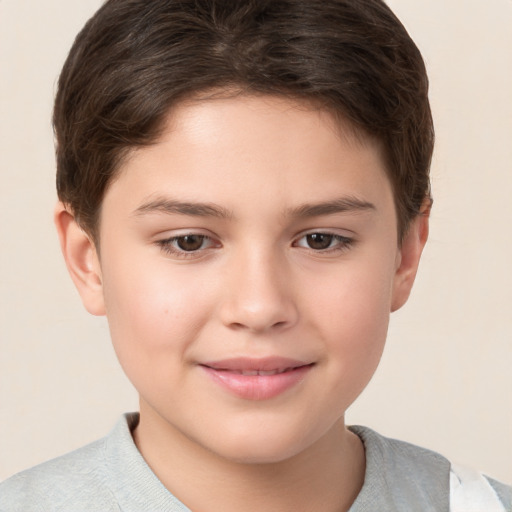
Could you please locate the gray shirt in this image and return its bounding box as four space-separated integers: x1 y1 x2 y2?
1 413 509 511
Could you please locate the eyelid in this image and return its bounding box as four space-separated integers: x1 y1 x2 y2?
292 229 355 253
293 227 354 241
154 228 355 259
156 231 221 259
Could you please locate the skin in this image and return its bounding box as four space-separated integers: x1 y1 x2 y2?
56 95 429 512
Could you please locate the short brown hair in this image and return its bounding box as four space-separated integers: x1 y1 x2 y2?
54 0 433 242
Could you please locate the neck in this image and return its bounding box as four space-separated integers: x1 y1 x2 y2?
133 404 365 512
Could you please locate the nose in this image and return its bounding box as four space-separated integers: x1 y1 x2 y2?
218 247 299 334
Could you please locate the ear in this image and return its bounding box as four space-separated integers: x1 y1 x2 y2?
391 201 431 312
54 202 106 316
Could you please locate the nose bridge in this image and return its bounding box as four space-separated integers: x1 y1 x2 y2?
219 242 298 333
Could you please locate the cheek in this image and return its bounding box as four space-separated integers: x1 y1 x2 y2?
307 254 394 335
306 258 395 396
100 254 214 377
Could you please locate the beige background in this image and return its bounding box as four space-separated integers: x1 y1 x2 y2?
1 0 511 483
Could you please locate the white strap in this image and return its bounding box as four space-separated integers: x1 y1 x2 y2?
450 463 506 512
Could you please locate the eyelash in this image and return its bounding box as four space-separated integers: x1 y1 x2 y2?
156 232 355 258
293 233 354 254
156 234 218 259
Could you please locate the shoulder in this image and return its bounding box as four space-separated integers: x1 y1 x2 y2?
0 436 119 512
349 425 451 511
450 464 511 512
0 413 187 512
349 426 511 511
350 425 453 481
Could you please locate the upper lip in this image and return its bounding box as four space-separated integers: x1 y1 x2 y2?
201 357 312 372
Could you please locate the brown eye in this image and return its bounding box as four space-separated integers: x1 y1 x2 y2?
294 232 354 254
306 233 334 250
157 233 219 258
176 235 206 251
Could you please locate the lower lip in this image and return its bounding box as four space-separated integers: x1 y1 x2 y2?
201 365 313 401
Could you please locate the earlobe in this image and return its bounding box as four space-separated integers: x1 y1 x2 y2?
54 202 106 316
391 202 431 312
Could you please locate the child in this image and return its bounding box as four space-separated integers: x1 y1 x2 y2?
1 0 510 510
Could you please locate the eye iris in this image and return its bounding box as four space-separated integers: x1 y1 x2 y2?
307 233 333 250
177 235 204 251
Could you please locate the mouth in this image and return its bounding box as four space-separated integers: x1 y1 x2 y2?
199 357 314 400
219 368 297 376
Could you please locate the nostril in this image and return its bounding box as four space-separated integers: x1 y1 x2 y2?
229 322 246 330
226 318 291 332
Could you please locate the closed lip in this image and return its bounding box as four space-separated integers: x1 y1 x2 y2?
199 357 315 400
200 357 314 374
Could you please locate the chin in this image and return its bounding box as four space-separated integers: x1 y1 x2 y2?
216 442 302 465
201 421 325 466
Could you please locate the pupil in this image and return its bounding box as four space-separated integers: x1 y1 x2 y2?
177 235 204 251
307 233 333 250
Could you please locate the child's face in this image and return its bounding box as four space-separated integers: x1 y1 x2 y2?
65 95 426 464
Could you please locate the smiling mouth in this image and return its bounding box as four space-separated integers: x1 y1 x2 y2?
201 358 313 375
219 368 297 376
200 358 314 400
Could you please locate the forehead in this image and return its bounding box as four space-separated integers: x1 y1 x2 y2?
102 94 393 222
164 92 377 156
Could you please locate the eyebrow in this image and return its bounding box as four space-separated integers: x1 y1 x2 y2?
287 197 376 218
133 197 232 219
132 195 375 220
